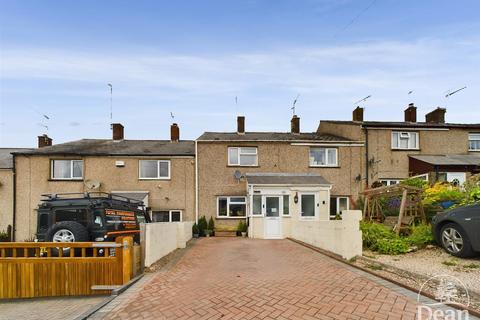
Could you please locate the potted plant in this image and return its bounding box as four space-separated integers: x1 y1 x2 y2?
192 223 200 238
198 216 208 237
237 221 248 237
208 217 215 237
205 229 212 237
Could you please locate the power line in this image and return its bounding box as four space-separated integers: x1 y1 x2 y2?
335 0 378 37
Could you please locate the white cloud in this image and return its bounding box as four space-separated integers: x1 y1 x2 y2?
1 36 479 146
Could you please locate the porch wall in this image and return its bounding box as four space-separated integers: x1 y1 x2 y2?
290 210 362 260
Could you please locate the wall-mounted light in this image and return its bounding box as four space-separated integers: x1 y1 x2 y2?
294 192 299 204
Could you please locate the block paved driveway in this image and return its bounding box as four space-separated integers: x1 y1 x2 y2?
99 238 432 319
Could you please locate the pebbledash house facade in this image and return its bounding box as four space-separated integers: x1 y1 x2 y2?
196 115 365 239
5 103 480 241
11 123 195 241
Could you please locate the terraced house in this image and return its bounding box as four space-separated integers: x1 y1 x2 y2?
11 123 195 241
318 104 480 187
196 115 365 239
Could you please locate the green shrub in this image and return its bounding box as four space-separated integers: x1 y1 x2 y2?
401 177 428 189
192 223 199 235
208 217 215 232
406 224 434 248
375 238 410 255
0 230 9 242
237 221 247 233
360 221 395 250
198 216 208 236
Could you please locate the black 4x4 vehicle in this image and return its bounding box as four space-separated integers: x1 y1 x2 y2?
36 192 151 244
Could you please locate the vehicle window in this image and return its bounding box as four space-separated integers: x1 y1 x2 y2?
54 209 88 224
136 213 146 224
38 214 49 231
94 215 103 227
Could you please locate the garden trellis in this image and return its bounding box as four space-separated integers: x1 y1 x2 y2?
362 184 426 235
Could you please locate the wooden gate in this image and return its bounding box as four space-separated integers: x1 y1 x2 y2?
0 236 132 299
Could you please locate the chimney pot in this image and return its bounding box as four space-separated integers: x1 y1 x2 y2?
425 107 446 123
112 123 124 140
237 116 245 134
404 103 417 122
291 115 300 134
352 106 364 122
170 123 180 142
37 134 52 148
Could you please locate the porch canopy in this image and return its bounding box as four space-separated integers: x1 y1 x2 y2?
409 154 480 175
245 172 331 186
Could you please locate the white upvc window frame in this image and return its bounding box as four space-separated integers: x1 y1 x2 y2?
380 179 402 186
152 209 183 222
217 196 247 218
469 133 480 151
391 131 419 150
330 196 350 219
227 147 258 166
299 193 318 220
51 159 84 180
138 160 171 180
309 147 338 167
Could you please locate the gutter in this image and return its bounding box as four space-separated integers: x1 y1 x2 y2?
12 153 16 242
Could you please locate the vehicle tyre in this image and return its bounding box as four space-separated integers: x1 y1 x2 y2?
439 223 475 258
45 221 89 256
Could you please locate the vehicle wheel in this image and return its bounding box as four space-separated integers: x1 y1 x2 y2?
440 223 475 258
45 221 89 255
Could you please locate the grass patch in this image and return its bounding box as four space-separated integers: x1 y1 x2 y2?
463 263 480 269
366 263 383 271
442 260 458 267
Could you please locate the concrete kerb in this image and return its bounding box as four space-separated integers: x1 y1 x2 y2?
289 238 480 319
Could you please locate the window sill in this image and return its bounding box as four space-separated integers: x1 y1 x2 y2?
48 179 84 182
309 165 340 168
468 149 480 152
216 216 247 219
391 148 420 151
138 178 171 181
227 165 259 168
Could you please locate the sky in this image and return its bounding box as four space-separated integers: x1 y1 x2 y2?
0 0 479 147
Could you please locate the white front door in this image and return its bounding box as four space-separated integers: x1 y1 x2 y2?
264 196 282 239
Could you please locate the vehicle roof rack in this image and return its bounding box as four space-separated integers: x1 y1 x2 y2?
40 192 145 206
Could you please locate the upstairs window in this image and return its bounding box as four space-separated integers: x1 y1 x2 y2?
392 131 419 150
51 160 83 180
309 148 338 167
469 133 480 151
228 147 257 166
139 160 170 179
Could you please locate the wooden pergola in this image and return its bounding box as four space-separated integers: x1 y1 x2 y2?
362 184 426 235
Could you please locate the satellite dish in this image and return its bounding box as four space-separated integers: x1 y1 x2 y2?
84 179 101 190
233 170 243 181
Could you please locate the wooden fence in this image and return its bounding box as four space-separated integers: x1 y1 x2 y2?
0 236 132 299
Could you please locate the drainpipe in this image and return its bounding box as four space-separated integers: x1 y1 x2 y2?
364 127 369 188
195 140 199 224
12 154 17 242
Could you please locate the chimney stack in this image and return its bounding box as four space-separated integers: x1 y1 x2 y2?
352 106 364 122
425 107 446 123
171 123 180 142
404 103 417 122
291 115 300 134
37 134 52 148
237 116 245 135
112 123 124 140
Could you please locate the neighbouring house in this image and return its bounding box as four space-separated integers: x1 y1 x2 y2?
196 115 365 239
318 104 480 187
0 148 30 237
12 123 195 241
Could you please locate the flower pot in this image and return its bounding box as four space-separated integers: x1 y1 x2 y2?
193 233 199 238
241 232 247 237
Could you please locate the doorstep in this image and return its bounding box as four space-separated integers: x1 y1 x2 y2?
214 231 237 237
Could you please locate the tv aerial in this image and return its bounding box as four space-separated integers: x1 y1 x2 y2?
354 95 371 105
445 86 467 98
291 94 300 116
